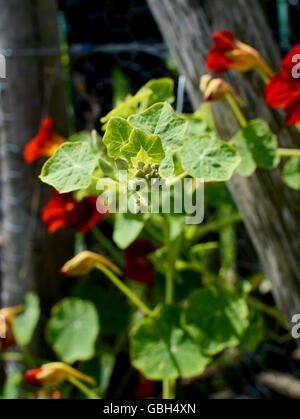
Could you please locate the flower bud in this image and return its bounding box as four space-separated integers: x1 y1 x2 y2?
24 362 96 387
200 75 240 102
60 250 121 276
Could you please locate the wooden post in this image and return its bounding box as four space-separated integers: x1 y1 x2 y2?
0 0 71 311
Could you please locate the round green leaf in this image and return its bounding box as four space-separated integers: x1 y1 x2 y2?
231 119 279 176
40 142 98 193
283 157 300 190
181 135 241 182
130 305 211 380
46 297 100 364
103 117 134 159
12 292 40 346
182 288 249 355
129 102 187 153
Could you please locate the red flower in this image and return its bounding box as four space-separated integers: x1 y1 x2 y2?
206 31 273 77
265 45 300 125
23 117 65 163
134 375 157 399
124 240 156 288
41 189 107 234
24 368 44 386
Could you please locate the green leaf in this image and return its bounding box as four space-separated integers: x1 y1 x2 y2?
238 307 264 353
159 151 175 178
283 157 300 190
113 213 144 249
82 347 116 396
182 114 212 137
129 103 187 153
182 288 249 355
46 297 100 364
231 119 279 176
137 78 174 108
101 90 152 126
72 279 130 336
12 292 40 346
130 305 211 380
103 117 134 159
121 128 165 166
181 135 241 182
2 371 22 399
40 142 98 193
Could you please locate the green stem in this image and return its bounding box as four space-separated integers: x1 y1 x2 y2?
0 352 24 362
67 375 101 400
162 378 176 399
248 296 289 330
92 226 124 267
226 94 248 128
188 213 243 244
208 102 217 133
278 148 300 158
254 65 270 84
163 221 176 399
95 263 153 316
166 171 188 187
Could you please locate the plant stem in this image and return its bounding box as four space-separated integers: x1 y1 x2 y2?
226 94 248 128
0 352 24 362
208 102 216 133
67 375 101 399
163 221 176 399
166 171 188 187
95 263 153 316
254 65 270 84
188 213 243 244
162 378 176 399
92 226 124 267
248 296 289 330
278 148 300 158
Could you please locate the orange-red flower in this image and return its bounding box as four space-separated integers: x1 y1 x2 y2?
0 305 24 351
41 189 107 234
124 240 156 288
23 117 65 163
206 31 273 77
265 45 300 125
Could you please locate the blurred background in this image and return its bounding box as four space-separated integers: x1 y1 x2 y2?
0 0 300 399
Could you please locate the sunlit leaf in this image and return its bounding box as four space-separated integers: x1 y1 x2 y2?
181 135 240 182
40 142 98 193
231 119 279 176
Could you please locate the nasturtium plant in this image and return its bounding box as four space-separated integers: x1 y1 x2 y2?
46 297 100 364
12 292 40 347
231 119 280 176
130 305 211 380
18 57 298 400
